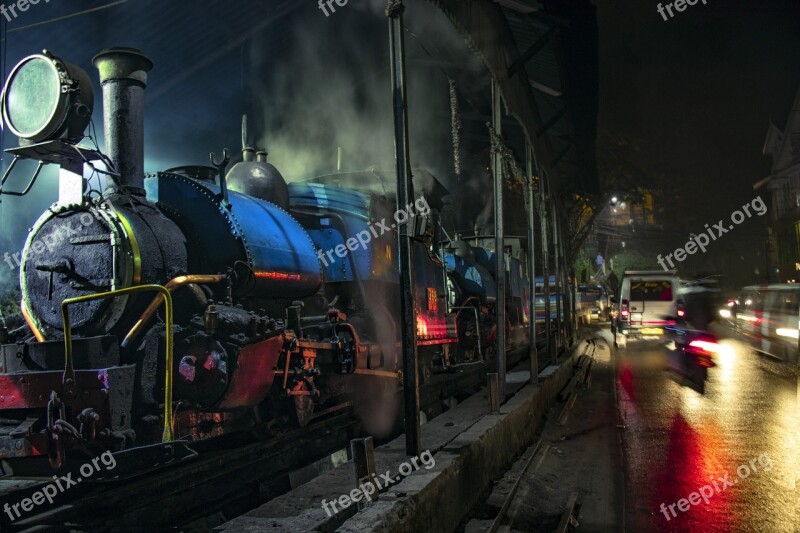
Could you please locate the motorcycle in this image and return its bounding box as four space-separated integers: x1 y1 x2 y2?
664 324 718 394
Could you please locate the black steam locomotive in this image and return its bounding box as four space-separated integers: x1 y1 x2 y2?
0 48 530 468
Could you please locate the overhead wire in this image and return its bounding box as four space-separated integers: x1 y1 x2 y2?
0 1 128 39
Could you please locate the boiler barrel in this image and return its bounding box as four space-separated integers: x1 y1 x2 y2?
147 172 322 299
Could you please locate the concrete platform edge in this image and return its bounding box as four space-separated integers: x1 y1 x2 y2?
336 347 581 533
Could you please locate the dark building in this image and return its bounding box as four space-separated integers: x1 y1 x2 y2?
760 88 800 282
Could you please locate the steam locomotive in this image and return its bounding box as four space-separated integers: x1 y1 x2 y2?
444 235 532 363
0 48 531 468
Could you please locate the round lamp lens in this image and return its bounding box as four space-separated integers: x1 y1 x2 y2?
5 57 60 138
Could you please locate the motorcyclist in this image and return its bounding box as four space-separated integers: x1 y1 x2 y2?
681 287 717 332
668 286 718 391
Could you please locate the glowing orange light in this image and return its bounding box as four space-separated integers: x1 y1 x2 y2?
417 316 429 338
254 271 302 281
427 287 438 312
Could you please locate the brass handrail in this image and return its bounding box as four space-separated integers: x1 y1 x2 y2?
61 284 175 442
121 274 226 349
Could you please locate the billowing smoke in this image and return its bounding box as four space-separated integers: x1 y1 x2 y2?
249 17 395 179
248 0 487 217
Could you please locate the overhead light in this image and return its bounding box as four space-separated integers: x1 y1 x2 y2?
1 50 94 143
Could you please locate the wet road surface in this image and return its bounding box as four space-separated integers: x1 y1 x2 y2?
616 325 799 532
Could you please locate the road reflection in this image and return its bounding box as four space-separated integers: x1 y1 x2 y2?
615 330 798 532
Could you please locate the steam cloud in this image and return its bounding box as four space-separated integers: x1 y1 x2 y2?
247 0 490 234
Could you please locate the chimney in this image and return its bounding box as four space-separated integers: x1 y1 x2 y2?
92 47 153 196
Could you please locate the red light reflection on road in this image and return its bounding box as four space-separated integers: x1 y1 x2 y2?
650 415 734 531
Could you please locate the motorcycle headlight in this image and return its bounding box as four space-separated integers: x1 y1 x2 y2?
1 51 93 143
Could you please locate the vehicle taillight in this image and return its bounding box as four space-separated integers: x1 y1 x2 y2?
620 299 629 320
687 338 718 367
688 339 718 353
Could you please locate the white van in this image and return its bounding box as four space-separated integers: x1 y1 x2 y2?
613 270 680 347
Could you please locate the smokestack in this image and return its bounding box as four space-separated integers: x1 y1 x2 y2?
92 47 153 196
240 115 256 162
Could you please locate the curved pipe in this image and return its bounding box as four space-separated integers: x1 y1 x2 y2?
121 274 226 348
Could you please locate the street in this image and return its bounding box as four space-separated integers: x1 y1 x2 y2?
616 325 799 532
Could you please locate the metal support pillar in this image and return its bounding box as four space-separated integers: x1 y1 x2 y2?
558 212 573 346
388 0 420 457
550 181 563 359
539 173 552 363
525 142 538 380
567 225 577 344
492 79 506 401
562 220 575 344
553 210 569 345
492 80 506 403
560 218 574 347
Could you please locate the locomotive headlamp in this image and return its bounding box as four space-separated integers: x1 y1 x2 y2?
1 50 94 143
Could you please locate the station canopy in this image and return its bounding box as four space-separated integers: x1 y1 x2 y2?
426 0 599 197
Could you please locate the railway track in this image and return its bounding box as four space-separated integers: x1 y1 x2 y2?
0 343 540 531
0 408 357 531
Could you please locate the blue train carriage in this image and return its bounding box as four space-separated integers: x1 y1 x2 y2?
469 242 530 348
443 240 497 363
287 170 458 382
443 236 531 363
534 276 565 334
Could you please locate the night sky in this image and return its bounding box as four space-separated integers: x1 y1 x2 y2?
0 0 799 290
596 0 800 286
599 0 800 193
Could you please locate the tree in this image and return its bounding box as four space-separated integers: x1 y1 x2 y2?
0 287 21 327
609 249 662 280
